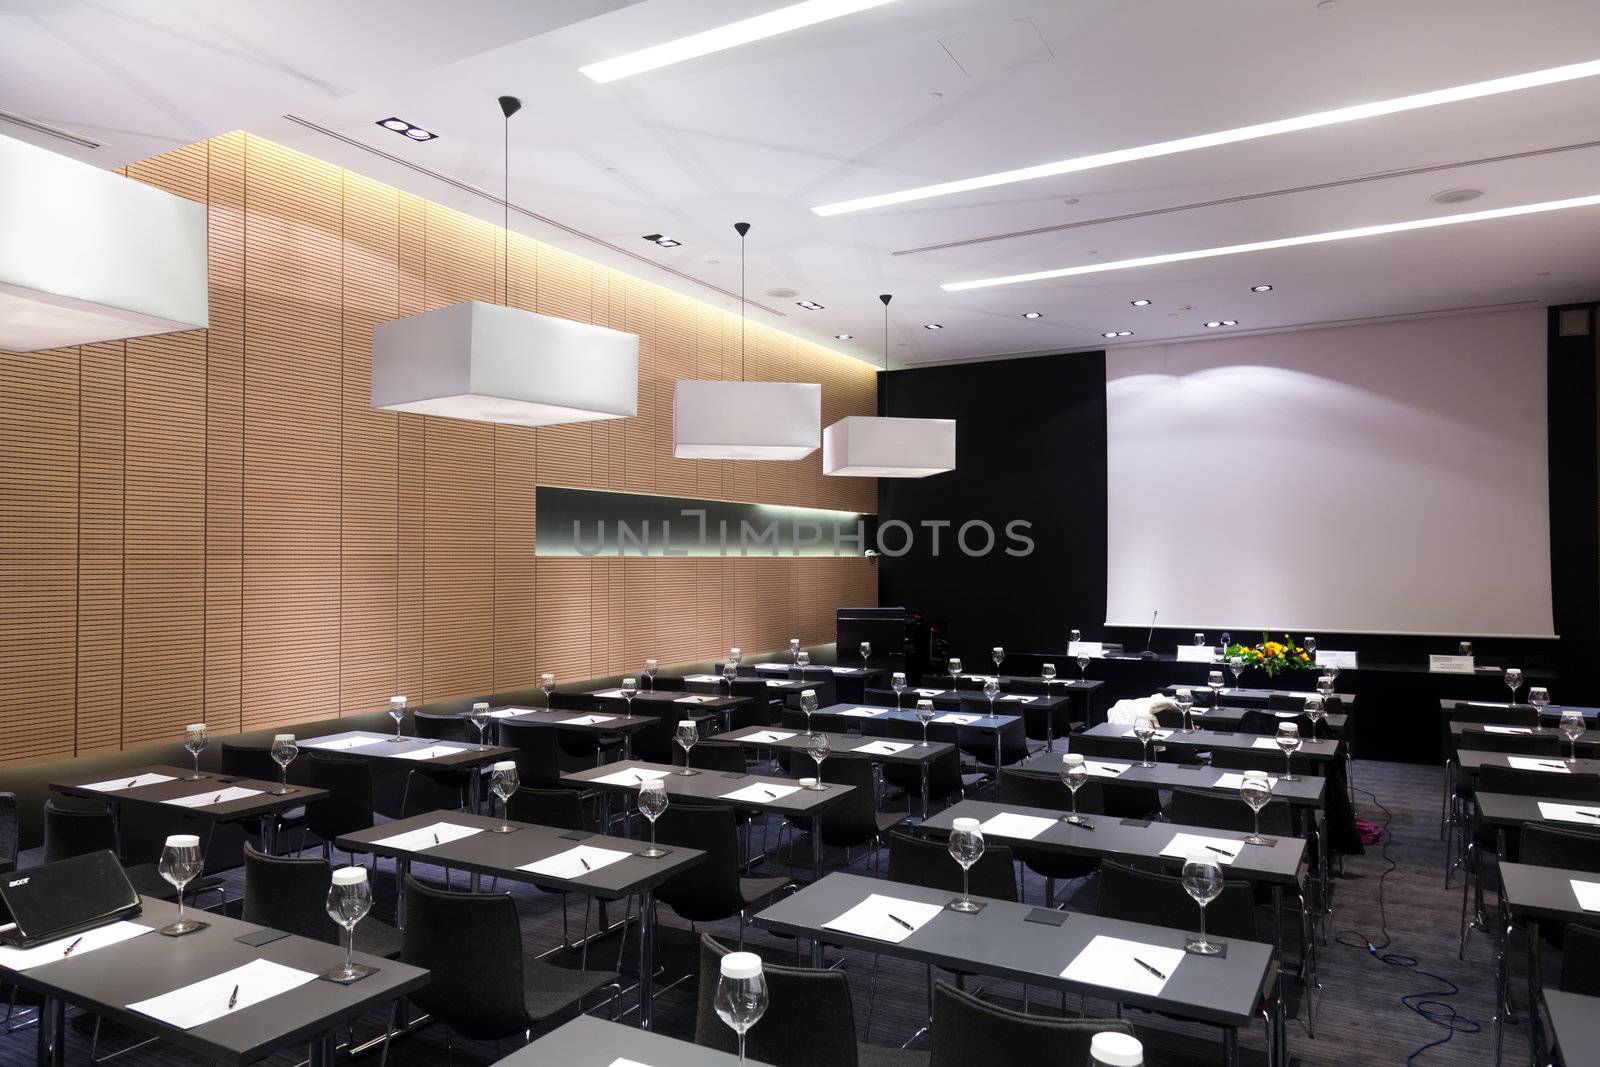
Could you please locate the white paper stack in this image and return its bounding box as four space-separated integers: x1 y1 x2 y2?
978 812 1057 840
1251 738 1290 751
127 958 317 1029
82 772 177 792
304 735 384 752
913 688 944 697
518 844 631 880
591 689 627 699
559 714 617 727
1160 832 1243 864
1538 802 1600 825
1213 772 1281 791
934 714 980 725
395 744 469 761
720 782 801 803
373 821 483 852
164 786 263 808
1482 725 1534 735
1061 935 1183 995
1082 761 1128 778
854 740 914 756
1506 755 1571 773
744 730 797 745
0 921 150 970
822 894 942 944
840 708 885 718
592 767 672 788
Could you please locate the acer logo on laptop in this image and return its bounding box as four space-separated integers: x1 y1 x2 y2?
6 878 27 888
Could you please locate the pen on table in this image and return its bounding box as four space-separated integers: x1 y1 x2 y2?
126 779 138 788
213 793 222 803
1540 762 1567 770
227 984 239 1010
61 936 83 957
1133 957 1167 981
888 913 914 931
579 857 591 871
433 833 440 845
1205 845 1236 858
763 789 778 799
1576 810 1600 819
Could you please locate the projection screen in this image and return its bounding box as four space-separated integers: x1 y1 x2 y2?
1103 307 1555 638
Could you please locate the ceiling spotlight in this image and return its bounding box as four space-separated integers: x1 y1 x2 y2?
641 233 682 248
923 323 944 330
1022 311 1043 319
377 117 437 141
379 118 410 131
1102 331 1119 339
1116 330 1133 337
1221 319 1239 326
1431 187 1483 205
796 300 826 310
1250 284 1274 292
1204 321 1223 328
1130 298 1152 307
834 333 853 340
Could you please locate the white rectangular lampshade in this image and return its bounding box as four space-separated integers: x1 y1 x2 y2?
674 379 821 460
0 133 208 352
823 415 955 477
372 300 639 426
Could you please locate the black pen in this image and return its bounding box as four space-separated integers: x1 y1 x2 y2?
763 789 778 799
62 936 82 957
1576 810 1600 819
213 793 222 803
126 779 138 788
1540 762 1566 770
433 833 440 845
579 857 591 871
1133 957 1167 981
1073 821 1096 832
1205 845 1236 858
887 913 914 931
228 984 239 1010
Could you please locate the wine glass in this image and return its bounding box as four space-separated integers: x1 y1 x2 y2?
1132 713 1158 768
158 835 207 936
1207 670 1224 707
644 658 658 693
1181 850 1224 955
948 657 963 690
1530 686 1551 720
1276 722 1302 781
387 695 408 741
469 701 492 750
1305 635 1317 657
182 723 209 781
540 673 556 707
1076 653 1090 682
620 677 638 718
1174 688 1194 733
1240 769 1273 845
1303 695 1327 741
915 699 936 745
947 817 985 913
1219 632 1232 651
638 781 669 857
790 637 801 664
1060 753 1088 824
1316 674 1334 709
800 689 818 735
807 732 831 786
1459 641 1474 657
714 951 769 1066
859 641 872 668
891 671 908 710
1506 668 1524 706
1560 708 1586 764
983 676 1001 715
1070 628 1082 645
796 651 811 674
723 663 738 696
269 733 298 795
675 720 700 775
1324 662 1341 686
1041 662 1057 697
729 646 742 666
1194 632 1206 646
489 760 519 833
323 867 375 982
992 646 1005 674
1227 654 1247 690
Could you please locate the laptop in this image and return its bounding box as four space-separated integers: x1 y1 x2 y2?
0 850 141 947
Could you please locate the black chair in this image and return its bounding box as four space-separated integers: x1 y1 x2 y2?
653 675 689 692
496 719 566 789
1061 738 1161 819
407 711 478 810
688 741 749 774
732 679 783 724
1561 924 1600 996
885 830 1016 902
1168 785 1295 839
1520 825 1600 949
951 704 1030 766
1211 747 1317 778
1236 709 1285 736
694 935 925 1067
1452 703 1540 728
241 844 401 957
621 706 676 765
784 679 839 709
1456 729 1563 757
0 793 17 869
928 981 1130 1067
506 787 588 832
780 759 902 874
1065 734 1144 762
996 770 1101 904
548 690 592 711
1266 693 1314 712
220 741 306 852
304 754 376 862
1478 765 1600 802
399 874 619 1045
653 804 790 947
41 800 225 905
1095 858 1258 941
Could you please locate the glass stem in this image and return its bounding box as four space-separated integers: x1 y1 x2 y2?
176 885 185 925
1285 752 1292 778
193 752 200 776
281 766 288 791
1198 903 1207 940
962 867 970 905
1254 811 1261 839
1070 791 1078 818
738 1032 746 1066
345 926 353 969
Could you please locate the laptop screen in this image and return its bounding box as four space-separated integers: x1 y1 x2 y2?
0 851 139 945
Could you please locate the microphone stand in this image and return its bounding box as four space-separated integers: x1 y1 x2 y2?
1139 610 1160 660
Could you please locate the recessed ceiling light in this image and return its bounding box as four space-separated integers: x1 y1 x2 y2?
376 117 437 141
923 323 943 330
1250 284 1274 293
1022 311 1043 319
942 192 1600 291
796 299 826 310
1130 298 1152 307
1102 331 1119 339
580 0 901 83
812 57 1600 216
1221 320 1239 326
1116 330 1133 337
765 287 800 299
1431 187 1483 205
1204 321 1224 328
834 333 853 340
379 118 410 131
642 233 682 248
403 128 433 141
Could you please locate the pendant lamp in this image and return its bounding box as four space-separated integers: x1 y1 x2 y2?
371 95 638 426
822 294 955 477
673 222 820 460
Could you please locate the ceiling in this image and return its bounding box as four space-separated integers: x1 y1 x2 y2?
6 0 1600 368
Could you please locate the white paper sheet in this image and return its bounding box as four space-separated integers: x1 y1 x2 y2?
1083 761 1129 778
675 696 716 704
744 730 797 745
591 767 672 787
127 958 317 1030
1538 802 1600 825
720 782 801 803
978 812 1057 840
934 714 980 725
591 688 627 699
1213 772 1281 791
608 1059 651 1067
1175 645 1216 663
486 710 521 719
372 820 484 852
840 707 885 718
304 735 386 752
1482 725 1534 735
822 893 943 944
394 744 470 761
81 772 177 792
854 741 914 756
1507 755 1571 773
1067 641 1105 658
1061 935 1183 995
1251 738 1292 751
558 715 617 727
912 688 944 697
164 786 263 808
1160 832 1243 864
1572 879 1600 912
518 844 632 880
999 695 1038 703
1124 728 1174 740
764 680 788 687
0 921 151 970
685 674 723 683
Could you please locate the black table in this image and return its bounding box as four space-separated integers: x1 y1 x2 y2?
0 899 425 1067
336 810 704 1031
752 662 888 704
1081 723 1342 765
297 731 517 813
1016 751 1328 810
1474 792 1600 832
712 723 956 819
491 706 657 757
1185 704 1349 735
1165 684 1359 712
818 702 1026 783
1542 988 1600 1067
494 1013 774 1066
868 687 1074 754
1456 751 1600 779
1439 699 1600 721
753 872 1280 1066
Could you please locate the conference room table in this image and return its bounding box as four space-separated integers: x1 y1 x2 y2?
49 764 330 857
813 701 1026 779
1541 988 1600 1067
753 872 1281 1067
559 759 855 882
1455 750 1600 780
297 730 517 813
1015 751 1329 811
587 688 748 733
489 706 657 758
1080 722 1342 765
1439 699 1600 721
1448 722 1600 755
1474 792 1600 834
336 810 704 1030
1496 863 1600 1061
684 674 815 699
0 898 426 1067
1164 684 1359 712
1183 704 1349 736
496 1014 774 1067
751 661 888 703
869 687 1073 752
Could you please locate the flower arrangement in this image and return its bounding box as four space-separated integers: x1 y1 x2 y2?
1223 633 1316 678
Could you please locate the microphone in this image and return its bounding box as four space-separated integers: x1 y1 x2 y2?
1139 609 1160 660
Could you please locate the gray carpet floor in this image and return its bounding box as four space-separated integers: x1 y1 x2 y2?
0 759 1527 1066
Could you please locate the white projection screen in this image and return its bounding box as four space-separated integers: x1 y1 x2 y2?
1104 307 1555 638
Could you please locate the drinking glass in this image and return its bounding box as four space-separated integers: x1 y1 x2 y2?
983 676 1001 715
1181 851 1224 955
1304 696 1327 741
158 835 207 936
992 646 1005 673
714 951 769 1066
807 732 831 786
1132 713 1158 768
1316 674 1334 708
469 701 492 750
1324 662 1341 685
859 641 872 668
915 700 936 745
1219 632 1232 650
1459 641 1473 657
489 760 519 833
388 695 408 740
1506 668 1525 706
324 867 375 982
891 671 908 710
1070 629 1082 645
269 733 298 795
1530 687 1551 719
1305 636 1317 656
1076 653 1090 682
947 817 985 913
182 723 209 781
1060 753 1088 824
1240 769 1273 845
675 720 700 775
1560 708 1586 764
1194 632 1206 646
1208 670 1225 707
796 651 811 674
620 678 638 718
1041 662 1057 696
1174 688 1194 733
539 674 555 708
1276 722 1302 781
800 689 819 736
638 781 669 857
948 657 963 690
1228 655 1247 690
644 659 658 693
723 663 738 696
790 638 801 664
729 646 742 666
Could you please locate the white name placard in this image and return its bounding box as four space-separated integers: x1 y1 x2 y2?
1429 654 1476 674
1175 645 1215 663
1316 650 1358 670
1068 641 1104 658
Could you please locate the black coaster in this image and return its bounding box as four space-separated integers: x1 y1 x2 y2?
1184 939 1228 958
1119 818 1151 827
235 928 289 948
319 964 379 985
945 899 986 913
216 777 241 784
558 830 593 841
158 920 209 938
637 847 673 859
1025 907 1068 927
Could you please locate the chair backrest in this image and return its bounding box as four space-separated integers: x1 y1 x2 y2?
1065 734 1144 762
241 844 341 943
548 689 591 712
1189 688 1217 708
1168 786 1293 837
0 792 18 864
693 935 860 1067
929 981 1132 1067
304 754 376 840
400 874 529 1040
653 804 748 921
1452 703 1539 728
1520 823 1600 874
688 741 748 774
42 799 116 864
783 680 838 709
495 719 564 788
885 830 1017 902
413 710 473 743
1478 764 1600 802
1562 924 1600 996
1235 709 1282 736
1095 858 1257 941
1210 747 1315 776
220 741 280 781
1266 692 1313 712
1456 729 1563 757
654 675 688 692
878 718 967 799
505 787 586 832
814 758 889 848
997 769 1104 816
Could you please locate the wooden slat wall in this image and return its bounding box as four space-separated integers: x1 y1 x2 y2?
0 133 877 764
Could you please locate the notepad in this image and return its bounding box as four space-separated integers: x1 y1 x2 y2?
1000 695 1038 703
913 688 944 697
854 740 914 756
1061 935 1183 996
1538 802 1600 825
372 820 484 852
685 674 723 683
1251 738 1293 750
592 767 672 788
486 709 521 719
840 707 885 718
127 958 318 1030
559 714 617 727
720 782 801 803
81 772 177 792
935 714 980 725
304 735 385 752
591 688 628 699
0 920 151 970
1507 755 1571 773
1481 725 1535 735
744 730 797 745
675 695 715 704
1570 879 1600 912
979 812 1057 840
822 893 942 944
395 744 470 761
1082 760 1128 778
1160 832 1243 864
1213 772 1281 791
165 786 263 808
519 844 632 880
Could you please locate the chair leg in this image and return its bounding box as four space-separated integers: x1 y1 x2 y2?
1459 841 1475 959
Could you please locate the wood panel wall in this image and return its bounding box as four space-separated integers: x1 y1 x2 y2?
0 133 877 766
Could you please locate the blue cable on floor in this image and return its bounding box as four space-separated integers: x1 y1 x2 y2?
1334 786 1482 1064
